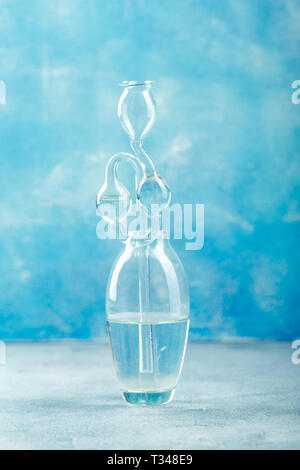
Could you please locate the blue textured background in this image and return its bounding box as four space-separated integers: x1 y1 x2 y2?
0 0 299 341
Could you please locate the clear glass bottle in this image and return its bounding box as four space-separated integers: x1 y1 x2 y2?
96 81 190 406
106 231 190 406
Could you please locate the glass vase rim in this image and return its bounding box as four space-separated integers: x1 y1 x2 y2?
119 80 154 88
126 230 170 244
129 229 169 237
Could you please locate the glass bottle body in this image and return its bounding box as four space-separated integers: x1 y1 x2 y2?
106 232 189 406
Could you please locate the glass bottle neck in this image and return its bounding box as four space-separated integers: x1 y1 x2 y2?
130 139 156 175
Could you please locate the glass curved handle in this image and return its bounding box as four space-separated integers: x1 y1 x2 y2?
96 152 144 224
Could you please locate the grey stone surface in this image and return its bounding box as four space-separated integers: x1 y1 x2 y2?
0 341 299 450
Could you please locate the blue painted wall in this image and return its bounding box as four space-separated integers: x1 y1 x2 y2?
0 0 299 340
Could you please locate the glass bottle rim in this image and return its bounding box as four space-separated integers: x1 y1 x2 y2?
126 229 170 243
119 80 154 88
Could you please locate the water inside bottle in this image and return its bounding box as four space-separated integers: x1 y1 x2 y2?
107 312 189 405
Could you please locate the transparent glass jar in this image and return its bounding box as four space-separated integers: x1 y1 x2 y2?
106 231 190 406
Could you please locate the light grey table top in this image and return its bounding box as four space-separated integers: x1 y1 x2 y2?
0 341 299 450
